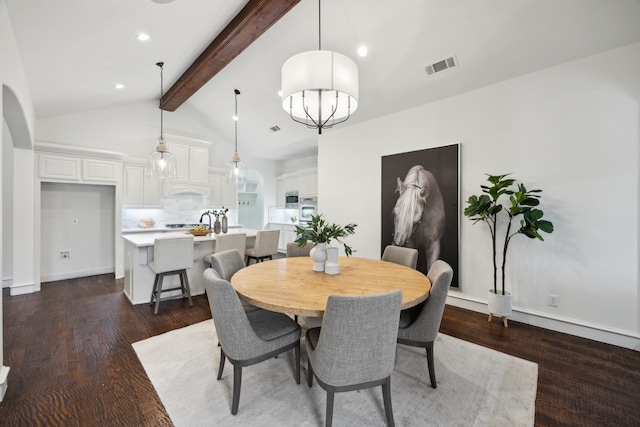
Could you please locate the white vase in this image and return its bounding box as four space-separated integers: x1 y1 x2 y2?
487 289 512 317
309 242 327 272
324 246 340 275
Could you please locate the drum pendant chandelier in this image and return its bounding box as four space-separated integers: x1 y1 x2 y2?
147 62 177 179
280 0 358 134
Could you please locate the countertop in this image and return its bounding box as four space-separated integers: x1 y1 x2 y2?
122 228 259 247
122 224 243 234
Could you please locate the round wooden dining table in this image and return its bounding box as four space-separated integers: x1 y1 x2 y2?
230 256 431 317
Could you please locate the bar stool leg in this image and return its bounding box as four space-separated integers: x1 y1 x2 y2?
154 274 164 315
150 274 160 305
180 270 193 307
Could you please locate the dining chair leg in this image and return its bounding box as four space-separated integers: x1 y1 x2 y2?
217 348 226 380
231 364 243 415
382 378 395 427
307 359 314 387
425 342 436 388
325 388 335 427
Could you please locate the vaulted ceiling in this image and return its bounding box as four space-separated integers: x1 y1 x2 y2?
6 0 640 160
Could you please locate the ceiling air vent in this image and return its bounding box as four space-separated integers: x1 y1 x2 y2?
269 125 281 133
425 55 458 76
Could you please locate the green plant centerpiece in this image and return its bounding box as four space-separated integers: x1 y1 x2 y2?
294 214 357 255
464 174 554 324
294 214 357 273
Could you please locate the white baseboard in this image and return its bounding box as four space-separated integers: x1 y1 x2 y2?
446 294 640 351
2 277 12 289
40 267 114 283
0 366 9 402
10 281 39 296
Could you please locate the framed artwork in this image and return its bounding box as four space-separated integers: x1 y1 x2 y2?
381 143 460 287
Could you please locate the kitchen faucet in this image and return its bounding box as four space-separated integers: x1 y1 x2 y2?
199 211 211 229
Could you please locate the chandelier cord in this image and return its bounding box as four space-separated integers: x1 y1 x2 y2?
318 0 321 51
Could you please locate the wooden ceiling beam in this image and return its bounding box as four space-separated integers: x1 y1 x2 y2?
161 0 300 111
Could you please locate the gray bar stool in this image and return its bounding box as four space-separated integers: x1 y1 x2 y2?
149 234 195 314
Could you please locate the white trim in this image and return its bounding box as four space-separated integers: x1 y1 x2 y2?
446 293 640 351
9 281 39 296
0 366 9 402
40 267 115 283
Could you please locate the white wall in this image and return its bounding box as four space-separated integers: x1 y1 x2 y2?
320 43 640 350
1 0 37 398
40 183 115 282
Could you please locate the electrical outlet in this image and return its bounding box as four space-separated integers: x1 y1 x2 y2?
60 251 71 259
548 294 559 307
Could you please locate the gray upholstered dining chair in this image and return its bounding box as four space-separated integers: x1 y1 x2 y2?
306 290 402 427
381 245 419 269
148 234 194 314
203 268 301 415
209 249 245 281
203 233 247 267
286 241 313 257
209 249 258 313
396 260 453 389
245 229 280 264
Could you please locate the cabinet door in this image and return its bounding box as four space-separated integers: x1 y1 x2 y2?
221 179 237 208
39 154 81 181
209 173 223 207
299 173 317 196
282 225 296 252
143 173 162 206
123 165 144 206
276 179 286 206
83 159 118 182
168 141 190 182
189 145 209 184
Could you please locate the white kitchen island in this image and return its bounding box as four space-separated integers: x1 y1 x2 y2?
122 228 258 305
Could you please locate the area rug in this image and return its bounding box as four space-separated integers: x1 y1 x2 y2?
133 320 537 426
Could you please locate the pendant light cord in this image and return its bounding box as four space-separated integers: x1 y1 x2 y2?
234 89 240 155
157 62 164 141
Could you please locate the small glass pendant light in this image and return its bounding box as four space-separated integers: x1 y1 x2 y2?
227 89 247 185
147 62 177 179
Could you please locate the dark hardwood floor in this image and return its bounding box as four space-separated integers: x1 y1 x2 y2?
1 273 639 426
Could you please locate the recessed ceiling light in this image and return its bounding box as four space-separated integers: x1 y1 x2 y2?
136 33 150 41
357 46 368 57
151 0 175 3
115 83 125 90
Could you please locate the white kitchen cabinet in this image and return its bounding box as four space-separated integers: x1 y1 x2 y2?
166 135 210 185
209 170 237 208
298 172 317 197
82 158 119 183
123 163 162 207
38 153 82 181
268 223 297 252
282 225 297 251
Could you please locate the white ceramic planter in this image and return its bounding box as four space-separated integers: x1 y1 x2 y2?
324 246 340 275
487 289 512 317
309 242 327 272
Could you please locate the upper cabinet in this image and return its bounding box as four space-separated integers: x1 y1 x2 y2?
122 162 162 207
209 168 237 208
298 172 317 197
167 137 209 185
276 168 317 204
36 143 122 185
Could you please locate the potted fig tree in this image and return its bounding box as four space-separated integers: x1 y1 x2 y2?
294 214 357 273
464 174 554 326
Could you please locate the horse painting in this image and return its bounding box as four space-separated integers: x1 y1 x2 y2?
392 165 446 271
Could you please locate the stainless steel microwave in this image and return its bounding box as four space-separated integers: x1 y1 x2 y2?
285 191 299 207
